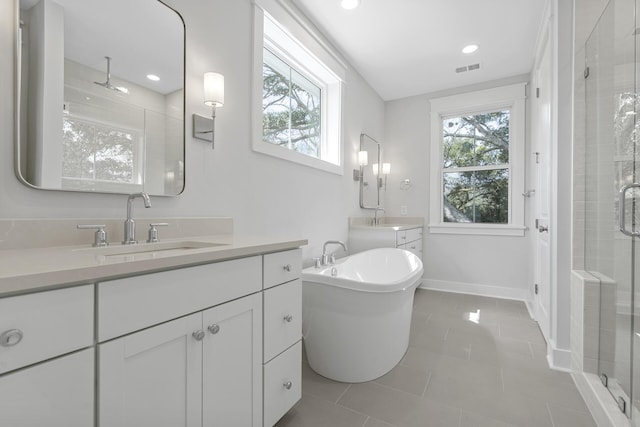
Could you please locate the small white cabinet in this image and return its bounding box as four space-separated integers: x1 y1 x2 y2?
99 293 262 427
349 225 423 260
0 286 94 427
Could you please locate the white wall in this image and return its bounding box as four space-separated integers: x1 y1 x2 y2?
0 0 385 264
384 75 533 300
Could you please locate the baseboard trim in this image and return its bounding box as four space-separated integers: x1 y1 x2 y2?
419 278 527 301
572 372 632 427
548 342 572 371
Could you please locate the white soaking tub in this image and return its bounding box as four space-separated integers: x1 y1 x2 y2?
301 247 423 383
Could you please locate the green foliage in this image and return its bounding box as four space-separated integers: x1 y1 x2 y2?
62 119 135 182
262 50 321 158
442 111 510 224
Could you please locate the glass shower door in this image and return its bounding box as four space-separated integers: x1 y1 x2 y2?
585 0 636 419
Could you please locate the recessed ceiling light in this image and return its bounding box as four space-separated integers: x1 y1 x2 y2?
341 0 360 10
462 44 479 54
147 74 160 81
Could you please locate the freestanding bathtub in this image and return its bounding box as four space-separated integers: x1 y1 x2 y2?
301 247 424 383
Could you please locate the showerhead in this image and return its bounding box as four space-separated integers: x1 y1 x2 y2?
94 56 128 94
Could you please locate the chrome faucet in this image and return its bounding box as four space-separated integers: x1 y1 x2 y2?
123 192 151 244
321 240 348 265
373 206 385 226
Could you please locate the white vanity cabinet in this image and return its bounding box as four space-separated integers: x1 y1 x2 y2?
0 244 303 427
263 250 302 427
98 256 263 427
99 293 262 427
349 225 423 260
0 286 94 427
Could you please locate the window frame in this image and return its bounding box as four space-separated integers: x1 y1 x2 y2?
429 83 527 236
251 1 345 175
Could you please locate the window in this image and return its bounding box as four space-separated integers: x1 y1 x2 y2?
429 84 526 236
252 0 345 174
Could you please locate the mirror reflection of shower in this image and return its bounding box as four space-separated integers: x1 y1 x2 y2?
94 56 129 94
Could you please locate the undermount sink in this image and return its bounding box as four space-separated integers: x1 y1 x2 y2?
77 241 227 257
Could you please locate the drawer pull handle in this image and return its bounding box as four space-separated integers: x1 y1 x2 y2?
401 236 406 240
0 329 23 347
192 330 205 341
283 264 292 272
208 324 220 335
283 314 293 323
283 381 293 390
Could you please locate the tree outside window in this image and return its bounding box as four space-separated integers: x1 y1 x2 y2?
441 111 510 224
262 48 321 159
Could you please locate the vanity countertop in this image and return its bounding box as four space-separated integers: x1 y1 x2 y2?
349 223 423 231
348 216 424 231
0 234 307 297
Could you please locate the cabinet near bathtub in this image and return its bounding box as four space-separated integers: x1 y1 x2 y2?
0 248 303 427
349 226 423 259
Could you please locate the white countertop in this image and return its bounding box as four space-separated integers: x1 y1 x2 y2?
349 223 423 231
0 234 307 297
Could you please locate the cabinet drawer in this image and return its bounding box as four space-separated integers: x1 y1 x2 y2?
0 348 94 427
396 227 423 246
264 249 301 289
264 279 301 362
402 239 423 258
98 256 261 341
0 285 93 374
405 227 423 243
264 341 301 427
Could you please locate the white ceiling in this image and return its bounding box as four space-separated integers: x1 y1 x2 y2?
292 0 547 101
21 0 183 95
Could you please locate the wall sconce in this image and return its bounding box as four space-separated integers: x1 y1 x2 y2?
382 163 391 190
354 151 369 181
193 71 224 149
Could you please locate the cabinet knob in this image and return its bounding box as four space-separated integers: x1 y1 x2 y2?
192 330 205 341
0 329 23 347
208 324 220 335
283 314 293 323
283 264 292 272
283 381 293 390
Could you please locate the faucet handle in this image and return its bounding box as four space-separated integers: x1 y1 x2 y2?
77 224 109 247
329 253 336 264
147 223 169 243
313 257 321 268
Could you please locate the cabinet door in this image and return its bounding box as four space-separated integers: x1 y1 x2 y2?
99 313 203 427
0 348 94 427
202 293 262 427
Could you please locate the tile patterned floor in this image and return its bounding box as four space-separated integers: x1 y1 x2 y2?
276 289 597 427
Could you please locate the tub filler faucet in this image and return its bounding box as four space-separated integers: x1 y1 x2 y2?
123 192 151 244
321 240 348 266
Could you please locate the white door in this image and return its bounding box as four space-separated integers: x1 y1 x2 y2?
99 313 203 427
0 349 94 427
532 25 552 342
202 293 262 427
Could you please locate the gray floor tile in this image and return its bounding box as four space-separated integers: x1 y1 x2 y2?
282 290 596 427
301 358 351 403
372 363 429 396
338 382 461 427
275 393 368 427
363 417 397 427
459 411 519 427
499 317 547 345
547 403 598 427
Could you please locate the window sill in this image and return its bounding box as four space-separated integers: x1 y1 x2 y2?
428 223 527 237
252 141 343 175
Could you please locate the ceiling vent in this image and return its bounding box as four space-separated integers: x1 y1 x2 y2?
456 63 481 73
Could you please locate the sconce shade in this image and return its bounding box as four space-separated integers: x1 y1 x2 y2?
382 163 391 175
204 72 224 107
373 163 379 176
358 151 368 166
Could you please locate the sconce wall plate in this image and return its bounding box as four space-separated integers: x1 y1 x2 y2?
193 113 213 143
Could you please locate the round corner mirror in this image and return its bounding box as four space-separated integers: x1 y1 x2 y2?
15 0 185 196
